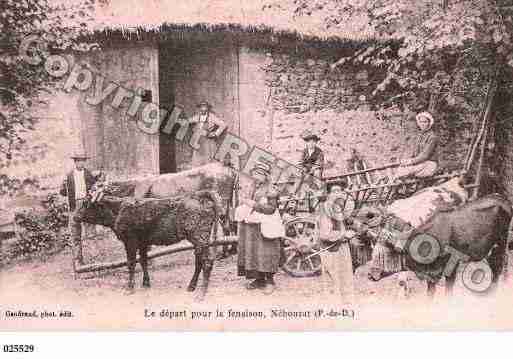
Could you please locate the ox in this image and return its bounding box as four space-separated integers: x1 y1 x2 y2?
349 193 512 297
106 162 238 256
76 189 223 300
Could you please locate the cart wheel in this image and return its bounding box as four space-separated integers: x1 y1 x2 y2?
281 216 322 277
281 246 322 277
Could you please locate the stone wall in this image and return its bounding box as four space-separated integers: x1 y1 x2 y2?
2 38 487 203
265 54 417 177
265 55 372 113
259 52 480 177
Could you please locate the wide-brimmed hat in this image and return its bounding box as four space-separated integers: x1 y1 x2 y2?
416 111 435 128
250 162 271 178
197 100 211 108
300 129 320 142
70 149 90 160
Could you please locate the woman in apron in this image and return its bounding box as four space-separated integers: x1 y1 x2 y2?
237 163 282 295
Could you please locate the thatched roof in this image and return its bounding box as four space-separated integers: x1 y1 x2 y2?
52 0 374 46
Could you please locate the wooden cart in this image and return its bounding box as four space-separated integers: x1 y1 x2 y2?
278 78 498 277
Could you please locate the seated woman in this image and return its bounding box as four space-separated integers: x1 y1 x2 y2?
391 111 439 182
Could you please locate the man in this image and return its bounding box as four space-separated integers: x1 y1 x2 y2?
391 111 439 182
59 150 98 267
317 183 356 303
188 100 226 168
299 129 325 179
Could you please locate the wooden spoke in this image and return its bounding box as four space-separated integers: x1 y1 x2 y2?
293 222 303 235
307 257 315 271
282 216 321 277
285 252 297 265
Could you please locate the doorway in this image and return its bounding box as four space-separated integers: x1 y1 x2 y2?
158 37 239 173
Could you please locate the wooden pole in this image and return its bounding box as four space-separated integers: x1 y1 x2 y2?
464 75 498 172
323 162 401 182
472 126 489 200
75 236 238 274
466 73 498 198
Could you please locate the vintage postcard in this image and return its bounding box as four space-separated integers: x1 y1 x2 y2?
2 0 513 332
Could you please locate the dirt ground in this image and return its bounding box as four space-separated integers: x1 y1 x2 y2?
2 234 513 330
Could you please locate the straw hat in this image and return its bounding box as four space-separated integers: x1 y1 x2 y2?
197 100 212 108
300 129 320 142
70 149 89 160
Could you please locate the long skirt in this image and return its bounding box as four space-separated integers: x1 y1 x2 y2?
319 243 355 299
237 222 281 279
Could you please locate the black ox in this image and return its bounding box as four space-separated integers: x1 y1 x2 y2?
75 188 223 300
349 193 512 297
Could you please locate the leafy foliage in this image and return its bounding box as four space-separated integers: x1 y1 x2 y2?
7 193 69 261
264 0 513 113
0 0 98 191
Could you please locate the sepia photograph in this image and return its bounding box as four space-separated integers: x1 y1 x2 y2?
2 0 513 332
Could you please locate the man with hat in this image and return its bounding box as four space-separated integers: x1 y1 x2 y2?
59 149 98 266
188 100 226 168
391 111 439 182
300 129 325 179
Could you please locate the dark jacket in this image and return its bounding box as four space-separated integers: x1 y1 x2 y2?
300 146 324 177
59 169 97 210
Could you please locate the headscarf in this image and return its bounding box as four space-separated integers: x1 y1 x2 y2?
415 111 435 131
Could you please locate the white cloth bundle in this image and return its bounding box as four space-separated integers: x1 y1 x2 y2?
387 177 468 228
235 204 285 239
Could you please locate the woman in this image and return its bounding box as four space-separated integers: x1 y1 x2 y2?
237 163 282 294
392 111 439 182
317 184 356 303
